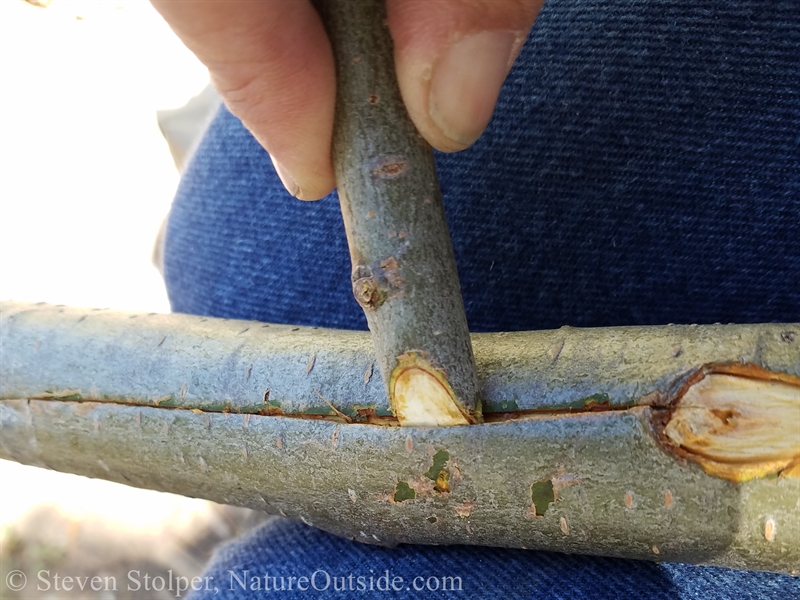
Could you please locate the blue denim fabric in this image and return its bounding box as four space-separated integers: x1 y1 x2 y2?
165 0 800 331
164 0 800 597
185 519 800 600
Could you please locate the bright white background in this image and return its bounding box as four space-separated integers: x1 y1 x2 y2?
0 0 218 540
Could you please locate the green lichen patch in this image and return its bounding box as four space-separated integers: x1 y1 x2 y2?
530 479 555 517
394 481 416 502
420 450 452 493
482 399 520 413
424 450 450 480
41 390 83 401
153 397 178 408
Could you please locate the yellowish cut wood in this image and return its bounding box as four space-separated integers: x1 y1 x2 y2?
389 352 472 426
664 373 800 482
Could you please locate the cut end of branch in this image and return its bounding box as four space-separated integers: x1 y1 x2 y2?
664 370 800 482
389 352 472 427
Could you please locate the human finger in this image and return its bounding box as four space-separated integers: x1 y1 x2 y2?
387 0 544 152
151 0 336 199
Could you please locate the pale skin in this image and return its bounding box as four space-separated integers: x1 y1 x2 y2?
151 0 545 200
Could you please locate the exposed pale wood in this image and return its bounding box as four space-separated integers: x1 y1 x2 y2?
664 374 800 482
390 352 470 426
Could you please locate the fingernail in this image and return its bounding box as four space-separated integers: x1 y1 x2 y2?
270 155 300 198
429 30 517 148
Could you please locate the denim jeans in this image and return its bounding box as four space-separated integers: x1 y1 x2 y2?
164 0 800 597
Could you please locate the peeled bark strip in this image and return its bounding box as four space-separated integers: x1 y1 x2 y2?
315 0 479 425
1 302 799 573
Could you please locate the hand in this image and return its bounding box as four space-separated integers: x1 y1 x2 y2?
151 0 544 199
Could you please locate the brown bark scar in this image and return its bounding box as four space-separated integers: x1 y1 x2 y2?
560 516 569 535
363 362 373 384
379 256 404 291
369 155 408 179
454 501 474 518
764 518 777 542
406 474 435 497
549 339 565 363
306 353 316 374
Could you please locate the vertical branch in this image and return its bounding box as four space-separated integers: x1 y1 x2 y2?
315 0 480 425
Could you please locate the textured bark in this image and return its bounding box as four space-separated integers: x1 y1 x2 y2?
314 0 479 425
1 302 799 573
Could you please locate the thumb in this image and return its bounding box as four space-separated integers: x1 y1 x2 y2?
387 0 544 152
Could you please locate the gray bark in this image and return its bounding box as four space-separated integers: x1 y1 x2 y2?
1 301 798 573
315 0 479 423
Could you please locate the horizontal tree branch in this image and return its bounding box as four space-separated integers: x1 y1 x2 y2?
1 301 798 572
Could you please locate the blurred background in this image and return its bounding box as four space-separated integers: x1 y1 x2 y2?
0 1 267 597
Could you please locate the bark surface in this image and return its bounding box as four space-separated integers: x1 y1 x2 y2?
315 0 479 425
1 302 799 573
